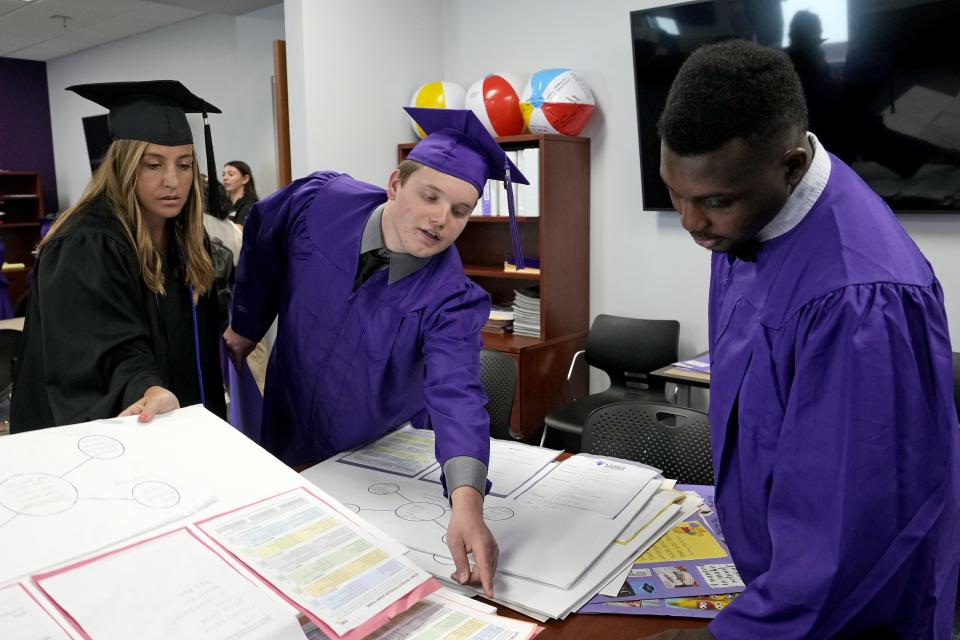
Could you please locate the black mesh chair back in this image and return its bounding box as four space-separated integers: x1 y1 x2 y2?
541 315 682 451
585 315 680 396
581 401 714 485
480 349 518 440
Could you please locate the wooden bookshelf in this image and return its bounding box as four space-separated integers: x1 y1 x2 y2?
0 172 44 304
399 134 590 441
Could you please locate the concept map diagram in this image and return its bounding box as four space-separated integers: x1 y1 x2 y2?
0 434 182 529
342 482 515 564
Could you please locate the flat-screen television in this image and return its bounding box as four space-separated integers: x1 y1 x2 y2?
81 114 111 173
631 0 960 213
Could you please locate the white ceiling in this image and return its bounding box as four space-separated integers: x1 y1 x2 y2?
0 0 280 61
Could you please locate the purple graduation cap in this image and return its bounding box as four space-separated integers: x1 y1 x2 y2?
405 106 529 269
67 80 224 217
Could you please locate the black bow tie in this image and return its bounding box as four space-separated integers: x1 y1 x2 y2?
728 239 762 263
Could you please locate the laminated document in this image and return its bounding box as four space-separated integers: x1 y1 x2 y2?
338 424 438 478
0 583 72 640
33 528 305 640
578 593 740 619
197 487 438 639
302 592 542 640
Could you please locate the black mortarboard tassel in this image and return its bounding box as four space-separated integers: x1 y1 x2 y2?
202 112 221 218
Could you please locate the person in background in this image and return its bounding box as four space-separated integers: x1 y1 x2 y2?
11 81 227 431
645 40 959 639
222 160 259 225
223 107 530 598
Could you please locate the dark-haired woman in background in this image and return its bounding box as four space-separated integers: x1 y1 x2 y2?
222 160 259 225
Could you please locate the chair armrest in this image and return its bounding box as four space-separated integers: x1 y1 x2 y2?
566 349 586 401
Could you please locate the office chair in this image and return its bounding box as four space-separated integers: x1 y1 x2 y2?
581 401 713 485
480 349 518 441
540 315 679 451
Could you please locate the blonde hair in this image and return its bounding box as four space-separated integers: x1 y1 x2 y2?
397 159 423 185
41 139 214 300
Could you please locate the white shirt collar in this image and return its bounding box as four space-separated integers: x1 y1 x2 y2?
755 132 831 242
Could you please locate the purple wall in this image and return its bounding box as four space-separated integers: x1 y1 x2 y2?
0 57 58 213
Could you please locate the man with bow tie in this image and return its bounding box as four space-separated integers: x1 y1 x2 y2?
647 40 960 639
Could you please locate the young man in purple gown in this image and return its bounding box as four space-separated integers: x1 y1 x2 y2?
646 40 959 639
223 108 529 599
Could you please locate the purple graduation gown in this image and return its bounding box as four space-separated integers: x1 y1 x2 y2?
231 171 491 471
707 156 960 638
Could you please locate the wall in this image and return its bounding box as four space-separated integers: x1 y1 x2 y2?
439 0 960 366
0 57 58 211
46 5 284 209
284 0 444 185
441 0 713 374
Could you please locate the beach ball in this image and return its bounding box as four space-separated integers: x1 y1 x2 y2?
465 73 525 137
408 81 466 138
521 68 596 136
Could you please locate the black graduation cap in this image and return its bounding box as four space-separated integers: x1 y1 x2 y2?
66 80 224 215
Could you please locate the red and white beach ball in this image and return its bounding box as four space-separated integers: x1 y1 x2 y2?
521 68 596 136
465 73 525 137
408 81 466 138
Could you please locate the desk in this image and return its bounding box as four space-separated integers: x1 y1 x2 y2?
496 605 709 639
651 353 710 408
296 453 713 637
484 450 710 636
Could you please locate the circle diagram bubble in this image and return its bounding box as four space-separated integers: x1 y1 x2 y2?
482 506 514 521
395 502 446 521
342 503 361 513
368 483 400 495
78 435 125 459
131 481 180 508
0 473 78 516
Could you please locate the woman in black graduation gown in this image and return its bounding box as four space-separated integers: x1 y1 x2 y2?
10 81 227 431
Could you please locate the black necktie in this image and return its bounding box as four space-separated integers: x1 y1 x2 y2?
353 248 390 291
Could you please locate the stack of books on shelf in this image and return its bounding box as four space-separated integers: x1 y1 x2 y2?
483 305 515 334
512 286 541 338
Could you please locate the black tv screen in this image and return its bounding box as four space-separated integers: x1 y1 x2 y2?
82 114 111 173
631 0 960 213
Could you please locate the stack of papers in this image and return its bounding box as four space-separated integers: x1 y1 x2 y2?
672 354 710 374
579 484 743 620
301 427 699 621
511 287 541 337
